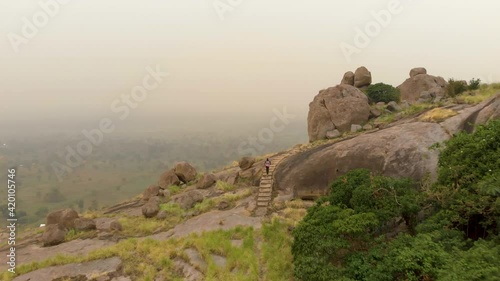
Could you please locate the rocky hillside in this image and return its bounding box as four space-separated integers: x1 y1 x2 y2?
1 68 499 281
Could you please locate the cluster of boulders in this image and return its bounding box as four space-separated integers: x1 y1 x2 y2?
158 161 198 188
42 208 122 247
398 67 447 103
308 66 452 142
341 66 373 88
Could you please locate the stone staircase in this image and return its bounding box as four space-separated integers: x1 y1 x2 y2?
254 147 301 216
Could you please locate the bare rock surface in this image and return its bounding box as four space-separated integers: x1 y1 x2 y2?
0 239 115 271
398 73 447 102
158 169 181 188
174 162 198 183
46 208 79 229
12 257 123 281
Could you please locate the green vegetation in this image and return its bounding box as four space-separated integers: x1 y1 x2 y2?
365 83 401 103
468 78 481 90
446 78 468 97
292 120 500 281
455 83 499 104
215 181 236 192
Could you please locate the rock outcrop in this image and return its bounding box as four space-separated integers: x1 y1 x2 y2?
308 84 370 142
278 94 500 199
73 218 96 231
398 69 447 102
354 66 372 88
174 162 197 183
142 196 161 218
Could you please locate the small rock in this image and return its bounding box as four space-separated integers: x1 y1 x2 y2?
142 197 160 218
217 200 230 210
110 221 122 231
376 102 386 107
159 189 171 199
175 190 205 210
158 169 181 189
210 254 227 268
239 157 256 170
142 185 160 202
351 124 362 132
42 224 67 247
387 101 402 112
73 218 96 231
157 210 168 220
363 124 373 130
174 162 198 183
369 108 382 118
197 173 217 189
46 208 79 230
326 129 341 139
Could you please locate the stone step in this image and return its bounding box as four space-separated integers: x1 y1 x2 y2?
257 202 269 207
259 188 272 193
257 196 271 202
259 191 272 197
259 183 272 188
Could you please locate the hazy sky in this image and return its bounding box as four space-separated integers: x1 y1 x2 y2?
1 0 499 132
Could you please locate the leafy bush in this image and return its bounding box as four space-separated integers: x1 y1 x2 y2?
468 78 481 90
365 83 401 103
446 78 468 97
291 121 500 281
292 170 421 281
434 119 500 239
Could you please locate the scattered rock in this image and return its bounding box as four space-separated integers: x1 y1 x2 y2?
354 66 372 88
73 218 96 231
157 210 168 220
174 162 198 183
363 124 373 130
376 102 386 107
46 208 79 230
95 218 122 232
307 84 370 141
42 224 67 247
387 101 402 112
142 185 160 202
340 71 355 86
174 190 204 210
326 129 341 139
159 189 171 199
369 108 382 119
142 197 161 218
239 157 256 170
110 221 123 231
210 254 227 268
184 248 207 271
217 200 230 211
351 124 362 132
174 259 204 281
410 67 427 78
158 170 181 189
231 240 243 248
197 173 217 189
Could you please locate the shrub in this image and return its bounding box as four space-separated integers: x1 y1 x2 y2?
365 83 401 103
446 78 467 97
468 78 481 90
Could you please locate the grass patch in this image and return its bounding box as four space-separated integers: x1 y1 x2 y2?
167 185 182 195
193 199 216 214
261 219 294 281
215 181 236 192
65 229 97 242
419 108 458 122
119 211 183 237
455 84 499 104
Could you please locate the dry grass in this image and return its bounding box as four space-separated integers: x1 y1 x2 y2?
419 108 458 123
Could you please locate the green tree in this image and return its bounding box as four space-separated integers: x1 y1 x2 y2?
365 83 401 104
